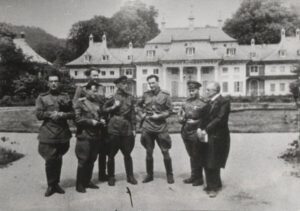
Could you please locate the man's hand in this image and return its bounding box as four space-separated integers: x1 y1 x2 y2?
91 119 99 126
186 119 197 124
50 111 59 120
114 100 121 107
132 130 136 137
149 112 160 120
99 118 106 125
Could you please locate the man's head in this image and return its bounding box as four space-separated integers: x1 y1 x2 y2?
47 73 60 91
206 82 220 99
114 75 128 91
187 81 201 98
84 68 99 79
147 74 159 92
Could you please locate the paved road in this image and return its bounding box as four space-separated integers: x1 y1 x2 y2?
0 133 299 211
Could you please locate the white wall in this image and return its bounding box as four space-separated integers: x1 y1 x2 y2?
136 65 162 96
218 63 247 96
265 64 294 76
264 79 293 95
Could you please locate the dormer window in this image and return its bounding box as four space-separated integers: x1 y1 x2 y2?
146 50 156 57
102 55 109 60
278 50 286 57
226 48 236 56
250 52 256 58
186 47 195 55
84 54 92 62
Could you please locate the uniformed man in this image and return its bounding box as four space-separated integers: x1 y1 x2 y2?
137 74 174 184
179 81 210 187
73 68 109 182
36 73 74 197
73 81 106 193
102 75 137 186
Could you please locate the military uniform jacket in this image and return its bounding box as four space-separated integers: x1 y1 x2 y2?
180 96 210 140
74 95 106 140
36 91 74 144
137 88 172 133
103 89 136 136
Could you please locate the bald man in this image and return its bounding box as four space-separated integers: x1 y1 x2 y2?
198 82 231 198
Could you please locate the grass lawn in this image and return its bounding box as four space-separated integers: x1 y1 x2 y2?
0 107 298 133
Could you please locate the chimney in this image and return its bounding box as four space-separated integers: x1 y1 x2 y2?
102 33 107 48
20 32 25 39
188 5 195 31
161 17 166 31
89 34 94 46
296 28 300 40
217 11 223 29
281 28 286 42
250 38 256 59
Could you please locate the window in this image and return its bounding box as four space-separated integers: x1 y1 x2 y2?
128 55 133 60
109 86 115 93
126 69 133 75
142 83 148 92
234 81 243 92
280 83 285 91
222 67 228 74
278 50 286 57
250 52 256 58
270 84 276 92
234 67 240 73
153 69 159 74
226 48 236 56
101 71 106 76
280 66 285 73
271 66 276 73
186 47 195 55
171 69 178 75
84 54 91 62
297 49 300 56
110 71 114 75
146 50 156 57
143 69 147 75
102 55 109 60
202 68 210 74
222 82 228 93
250 66 258 73
74 71 78 76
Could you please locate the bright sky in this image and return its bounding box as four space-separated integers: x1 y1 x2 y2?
0 0 299 38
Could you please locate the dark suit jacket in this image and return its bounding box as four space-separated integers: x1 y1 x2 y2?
204 95 231 169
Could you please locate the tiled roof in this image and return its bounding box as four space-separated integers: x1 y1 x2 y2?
263 37 300 61
147 27 236 44
239 44 278 61
66 41 143 66
13 38 51 64
162 42 220 61
215 46 249 61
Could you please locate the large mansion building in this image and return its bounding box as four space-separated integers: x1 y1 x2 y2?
66 18 300 97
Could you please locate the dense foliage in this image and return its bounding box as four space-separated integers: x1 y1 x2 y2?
223 0 300 44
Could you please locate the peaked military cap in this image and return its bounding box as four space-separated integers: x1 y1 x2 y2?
187 80 202 89
114 75 128 84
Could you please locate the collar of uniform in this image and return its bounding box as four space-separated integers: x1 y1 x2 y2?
210 93 221 102
49 89 60 95
152 87 161 95
116 88 127 96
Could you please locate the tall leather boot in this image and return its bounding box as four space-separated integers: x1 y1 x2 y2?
76 166 86 193
107 158 115 186
142 159 153 183
164 159 174 184
124 156 137 185
98 154 108 181
183 158 196 184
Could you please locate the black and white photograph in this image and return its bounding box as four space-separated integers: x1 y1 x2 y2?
0 0 300 210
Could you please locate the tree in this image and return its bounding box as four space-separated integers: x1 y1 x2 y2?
110 0 159 47
223 0 300 44
67 0 160 57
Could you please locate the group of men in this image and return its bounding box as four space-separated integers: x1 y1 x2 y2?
36 68 230 199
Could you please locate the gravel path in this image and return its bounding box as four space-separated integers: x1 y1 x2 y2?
0 133 299 211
